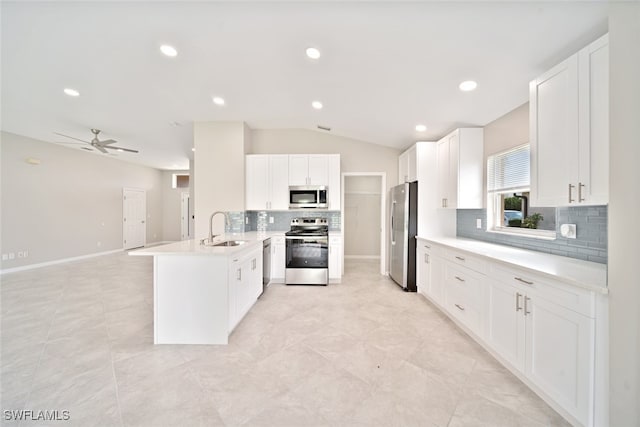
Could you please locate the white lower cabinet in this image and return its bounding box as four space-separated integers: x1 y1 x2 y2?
329 235 342 281
417 237 603 427
271 235 286 283
486 266 596 427
416 243 431 296
228 246 262 332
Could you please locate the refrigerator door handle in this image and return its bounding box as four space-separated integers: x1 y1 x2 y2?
390 200 396 245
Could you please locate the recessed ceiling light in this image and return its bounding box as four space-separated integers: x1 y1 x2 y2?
63 88 80 97
160 44 178 57
459 80 478 92
212 96 225 106
415 124 427 132
312 101 323 110
306 47 321 59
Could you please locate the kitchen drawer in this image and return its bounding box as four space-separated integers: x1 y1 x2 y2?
444 277 483 337
444 262 484 301
416 240 442 257
445 248 487 275
490 264 595 318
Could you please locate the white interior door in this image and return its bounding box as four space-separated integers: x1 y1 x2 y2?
123 188 146 249
181 192 190 241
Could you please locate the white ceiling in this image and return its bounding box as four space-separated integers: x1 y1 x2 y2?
1 1 608 170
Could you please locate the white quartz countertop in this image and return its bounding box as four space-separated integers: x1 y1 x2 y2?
416 236 608 294
128 231 284 257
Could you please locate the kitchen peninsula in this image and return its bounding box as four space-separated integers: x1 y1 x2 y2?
130 232 277 344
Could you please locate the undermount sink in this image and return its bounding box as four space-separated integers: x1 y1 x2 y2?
211 240 247 247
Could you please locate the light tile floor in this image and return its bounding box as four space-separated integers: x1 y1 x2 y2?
1 254 570 427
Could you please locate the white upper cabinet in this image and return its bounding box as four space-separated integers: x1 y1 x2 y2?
398 145 417 183
530 34 608 207
289 154 329 186
245 154 289 210
247 154 340 211
327 154 341 210
436 128 484 209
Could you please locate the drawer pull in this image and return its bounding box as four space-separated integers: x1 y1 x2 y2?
424 245 431 249
454 303 465 311
515 292 523 311
514 277 534 285
524 296 531 315
455 256 465 261
454 276 465 282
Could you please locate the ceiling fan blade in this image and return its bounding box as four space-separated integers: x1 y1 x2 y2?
104 145 138 153
95 145 109 154
99 139 117 145
54 141 86 145
53 132 90 144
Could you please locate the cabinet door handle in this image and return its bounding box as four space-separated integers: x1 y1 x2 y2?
568 183 575 203
237 268 242 281
514 277 533 285
454 276 465 282
455 256 465 261
578 182 585 202
524 296 531 315
515 292 523 311
424 254 429 264
454 303 465 311
424 245 431 249
444 198 448 208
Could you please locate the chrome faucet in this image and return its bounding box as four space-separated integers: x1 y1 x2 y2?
209 211 231 242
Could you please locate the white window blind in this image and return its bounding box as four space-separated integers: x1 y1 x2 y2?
487 144 530 193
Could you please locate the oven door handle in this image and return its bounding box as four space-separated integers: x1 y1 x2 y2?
285 236 328 243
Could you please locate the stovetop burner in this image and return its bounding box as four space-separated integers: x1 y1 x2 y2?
286 217 329 236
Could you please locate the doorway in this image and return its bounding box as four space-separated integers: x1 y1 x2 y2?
341 173 386 275
123 188 146 249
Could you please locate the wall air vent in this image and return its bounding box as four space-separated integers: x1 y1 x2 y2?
317 125 331 131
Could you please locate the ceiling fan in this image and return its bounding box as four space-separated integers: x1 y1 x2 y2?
54 128 139 154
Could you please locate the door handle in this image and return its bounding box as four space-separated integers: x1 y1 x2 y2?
237 268 242 281
524 296 531 315
515 292 523 311
568 183 575 203
578 182 585 202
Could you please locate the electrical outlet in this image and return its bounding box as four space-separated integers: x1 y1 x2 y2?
97 241 102 247
8 253 15 260
269 216 274 224
17 251 24 258
476 218 482 229
23 250 29 258
1 254 8 261
245 217 249 225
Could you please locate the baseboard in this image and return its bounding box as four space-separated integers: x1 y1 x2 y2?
0 248 124 275
344 255 381 260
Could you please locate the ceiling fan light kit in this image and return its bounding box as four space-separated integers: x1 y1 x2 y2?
54 128 139 154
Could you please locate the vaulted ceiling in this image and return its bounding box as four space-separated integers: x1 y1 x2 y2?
1 1 608 169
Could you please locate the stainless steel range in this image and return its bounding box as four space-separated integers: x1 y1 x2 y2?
285 217 329 285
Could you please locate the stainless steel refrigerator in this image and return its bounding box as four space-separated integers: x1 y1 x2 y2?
389 181 418 292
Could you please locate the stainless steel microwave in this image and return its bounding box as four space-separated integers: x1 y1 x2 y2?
289 186 328 209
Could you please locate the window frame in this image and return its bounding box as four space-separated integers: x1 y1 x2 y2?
486 145 555 240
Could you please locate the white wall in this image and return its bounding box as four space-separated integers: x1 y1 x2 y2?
193 122 250 239
482 102 529 204
0 131 164 269
344 176 381 258
608 3 640 425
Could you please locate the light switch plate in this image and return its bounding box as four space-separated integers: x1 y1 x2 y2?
560 224 577 239
476 219 482 229
269 216 274 224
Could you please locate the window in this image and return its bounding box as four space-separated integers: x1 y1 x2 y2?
487 145 554 238
172 174 189 189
